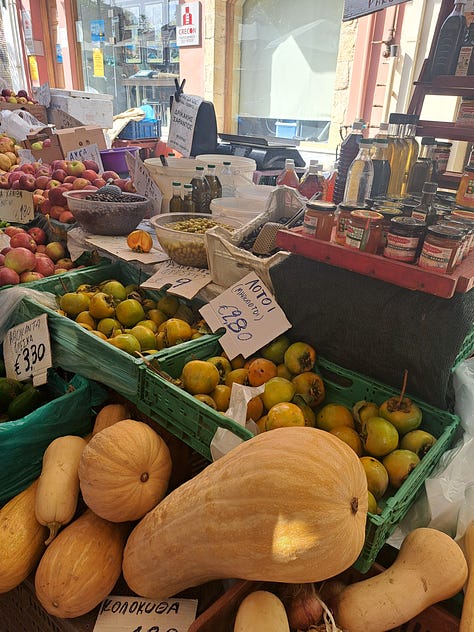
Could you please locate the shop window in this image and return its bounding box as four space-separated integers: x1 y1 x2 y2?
236 0 343 143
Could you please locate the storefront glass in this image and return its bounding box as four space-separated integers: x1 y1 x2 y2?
237 0 343 142
75 0 180 118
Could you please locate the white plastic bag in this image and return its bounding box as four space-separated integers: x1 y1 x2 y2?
0 109 46 141
0 286 57 342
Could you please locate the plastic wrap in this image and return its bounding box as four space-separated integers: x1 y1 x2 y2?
0 286 57 342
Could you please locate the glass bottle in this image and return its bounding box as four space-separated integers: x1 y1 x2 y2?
455 22 474 76
333 119 366 204
191 166 211 213
169 181 183 213
322 162 337 202
455 165 474 209
205 164 222 201
430 0 467 78
370 138 391 199
411 182 438 225
406 137 437 196
183 184 195 212
343 138 374 206
220 161 236 197
276 158 300 189
298 160 325 199
400 114 420 197
386 113 410 198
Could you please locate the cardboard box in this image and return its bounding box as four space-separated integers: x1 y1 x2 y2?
49 89 114 129
48 108 83 130
0 102 48 124
55 126 107 156
22 126 63 162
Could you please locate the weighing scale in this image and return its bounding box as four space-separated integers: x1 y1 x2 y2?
215 133 305 171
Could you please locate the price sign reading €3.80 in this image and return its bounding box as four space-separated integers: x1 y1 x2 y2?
200 273 291 360
4 314 52 386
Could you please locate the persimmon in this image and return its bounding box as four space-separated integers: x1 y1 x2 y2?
246 395 264 421
247 358 278 387
182 360 220 394
127 229 153 253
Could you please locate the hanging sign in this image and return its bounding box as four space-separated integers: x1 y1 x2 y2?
28 56 39 83
125 153 162 216
4 314 52 386
21 10 34 55
93 48 105 78
91 19 106 43
32 83 51 107
140 260 211 299
176 3 201 47
0 190 34 223
167 94 202 157
343 0 410 21
66 144 104 173
92 594 198 632
200 273 291 359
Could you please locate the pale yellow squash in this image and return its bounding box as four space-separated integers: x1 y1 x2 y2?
234 590 290 632
460 520 474 632
35 509 129 618
92 403 130 436
35 435 88 545
0 480 48 593
79 419 172 522
334 527 468 632
123 426 368 598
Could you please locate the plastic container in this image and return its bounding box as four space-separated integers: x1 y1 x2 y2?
196 154 256 185
151 213 241 268
144 157 198 213
63 190 149 236
117 118 161 140
99 146 141 176
210 197 266 223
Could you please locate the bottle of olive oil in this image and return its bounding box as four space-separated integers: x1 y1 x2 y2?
400 114 420 197
386 113 410 198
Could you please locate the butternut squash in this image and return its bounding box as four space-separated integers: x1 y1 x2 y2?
123 427 368 598
234 591 290 632
0 480 48 593
460 520 474 632
92 403 130 436
334 527 468 632
79 419 172 522
35 435 88 545
35 509 129 618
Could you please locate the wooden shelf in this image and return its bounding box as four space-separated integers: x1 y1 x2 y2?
414 75 474 98
275 227 474 299
416 121 474 143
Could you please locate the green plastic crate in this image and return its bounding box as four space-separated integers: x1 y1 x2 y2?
13 260 219 402
317 357 460 572
138 337 253 460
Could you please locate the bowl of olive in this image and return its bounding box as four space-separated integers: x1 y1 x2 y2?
151 213 241 268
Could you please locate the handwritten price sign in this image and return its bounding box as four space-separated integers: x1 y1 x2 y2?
4 314 52 385
66 144 104 173
140 260 211 299
125 153 162 216
0 190 34 223
200 273 291 359
93 595 197 632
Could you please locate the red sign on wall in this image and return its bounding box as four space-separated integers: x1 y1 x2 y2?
176 2 201 47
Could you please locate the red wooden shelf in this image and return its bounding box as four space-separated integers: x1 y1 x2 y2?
275 227 474 298
416 121 474 143
414 76 474 98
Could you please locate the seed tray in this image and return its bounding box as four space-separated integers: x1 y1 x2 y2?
13 260 218 403
318 356 460 572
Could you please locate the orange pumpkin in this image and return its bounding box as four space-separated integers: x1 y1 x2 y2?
127 229 153 253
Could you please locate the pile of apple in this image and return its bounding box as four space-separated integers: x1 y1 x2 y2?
0 224 74 286
0 88 37 105
1 159 136 223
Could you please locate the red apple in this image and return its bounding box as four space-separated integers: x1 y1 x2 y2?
18 174 36 192
49 205 66 220
83 185 98 191
1 247 11 255
42 138 52 148
11 181 21 190
10 232 37 252
58 211 75 224
65 160 86 176
123 179 136 193
27 227 47 245
35 167 52 178
1 89 12 97
8 171 23 185
48 186 68 206
72 178 90 190
114 178 127 191
51 169 67 182
4 226 25 237
0 266 19 285
20 163 36 175
36 244 47 253
4 247 36 273
61 182 73 190
102 170 120 180
63 175 76 184
35 175 51 189
46 179 61 190
45 241 65 262
83 160 99 172
20 271 44 282
33 194 46 209
17 89 28 99
0 253 4 265
82 169 100 182
40 199 52 215
34 254 55 276
51 160 68 172
92 178 106 188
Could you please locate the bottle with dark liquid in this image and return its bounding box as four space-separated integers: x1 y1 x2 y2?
191 166 211 213
205 164 222 201
298 160 324 199
406 137 437 196
411 182 438 225
169 181 183 212
370 138 391 198
430 0 467 77
333 119 365 204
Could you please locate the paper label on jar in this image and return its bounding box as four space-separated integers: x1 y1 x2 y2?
336 216 349 241
412 211 427 222
418 242 454 273
302 215 318 236
345 224 365 249
384 233 419 262
459 178 474 203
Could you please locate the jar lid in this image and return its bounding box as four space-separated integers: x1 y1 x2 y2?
464 166 474 173
452 209 474 224
378 208 403 219
427 225 464 241
338 203 364 211
422 181 438 194
172 181 181 186
195 166 204 171
421 137 437 145
440 219 469 233
184 184 193 189
307 201 337 212
435 141 453 148
350 209 384 222
391 216 426 231
357 138 373 145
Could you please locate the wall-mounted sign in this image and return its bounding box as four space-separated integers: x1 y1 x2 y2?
343 0 410 21
91 19 106 42
176 2 201 47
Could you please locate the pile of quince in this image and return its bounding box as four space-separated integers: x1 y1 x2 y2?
0 134 21 173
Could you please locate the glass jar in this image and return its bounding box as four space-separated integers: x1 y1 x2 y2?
345 209 383 253
377 208 403 253
418 225 464 274
451 208 474 255
302 201 336 241
455 166 474 210
438 218 470 263
334 204 361 245
383 216 426 263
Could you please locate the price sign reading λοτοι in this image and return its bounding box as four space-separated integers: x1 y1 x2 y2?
199 272 291 359
140 260 211 299
3 314 52 386
0 189 34 223
92 594 198 632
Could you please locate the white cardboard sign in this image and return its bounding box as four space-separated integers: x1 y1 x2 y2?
125 152 162 216
167 94 202 158
93 594 198 632
200 272 291 359
4 314 52 386
0 190 34 223
32 82 51 107
140 260 211 299
66 143 104 173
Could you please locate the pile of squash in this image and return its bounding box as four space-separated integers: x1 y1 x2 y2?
0 401 470 631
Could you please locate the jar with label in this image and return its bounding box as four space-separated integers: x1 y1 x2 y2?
377 208 403 253
384 216 426 263
433 142 452 175
455 166 474 209
302 201 336 241
345 209 383 253
438 217 470 262
418 224 464 274
334 204 361 245
451 208 474 254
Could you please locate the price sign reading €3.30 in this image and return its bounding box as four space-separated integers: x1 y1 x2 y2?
200 273 291 360
4 314 52 385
